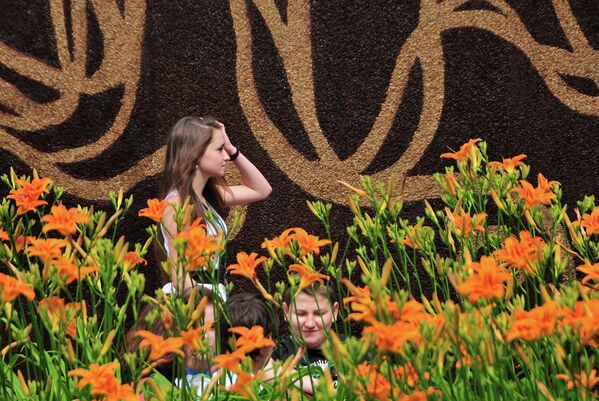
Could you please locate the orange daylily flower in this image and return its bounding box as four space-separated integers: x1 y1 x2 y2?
577 262 599 284
103 383 138 401
455 344 473 368
175 218 223 271
580 206 599 236
212 350 246 373
25 238 69 264
227 372 264 400
0 272 35 303
392 362 430 388
494 231 545 275
440 138 481 162
489 154 527 173
288 263 330 292
447 208 487 238
363 320 421 354
560 299 599 347
512 173 559 208
51 256 98 284
355 362 396 401
69 362 120 396
261 228 295 251
289 228 331 256
37 296 81 331
7 176 52 215
136 330 184 362
66 318 77 338
506 301 561 341
41 203 89 237
181 322 213 352
0 229 8 241
344 285 378 324
227 252 267 283
457 256 511 303
229 326 275 354
123 251 147 271
556 369 598 396
138 198 169 222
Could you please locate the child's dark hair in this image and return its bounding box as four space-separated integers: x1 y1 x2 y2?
222 292 276 360
283 282 337 305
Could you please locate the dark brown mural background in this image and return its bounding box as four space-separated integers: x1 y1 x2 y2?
1 0 598 292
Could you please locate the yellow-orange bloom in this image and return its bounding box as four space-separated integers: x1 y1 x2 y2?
288 263 329 292
227 372 264 400
494 231 545 275
489 154 527 173
25 238 68 264
138 198 169 222
577 262 599 284
440 138 481 161
176 218 223 271
512 173 559 208
556 369 598 396
580 206 599 236
69 362 120 396
41 203 89 237
289 228 331 256
227 252 267 282
447 208 486 238
457 256 511 303
136 330 184 362
123 251 147 272
37 296 81 331
51 256 98 284
261 228 295 251
229 326 275 354
355 362 396 401
506 301 561 341
0 272 35 303
7 176 52 215
181 322 213 352
212 350 245 373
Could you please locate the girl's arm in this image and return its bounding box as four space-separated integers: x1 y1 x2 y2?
218 124 272 207
162 196 193 292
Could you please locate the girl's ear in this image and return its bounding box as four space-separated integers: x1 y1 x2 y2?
332 301 340 321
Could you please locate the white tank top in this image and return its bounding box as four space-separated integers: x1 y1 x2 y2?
161 190 227 266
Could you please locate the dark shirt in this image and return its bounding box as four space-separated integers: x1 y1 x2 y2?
272 335 342 386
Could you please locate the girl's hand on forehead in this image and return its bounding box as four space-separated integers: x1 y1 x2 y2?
216 121 235 154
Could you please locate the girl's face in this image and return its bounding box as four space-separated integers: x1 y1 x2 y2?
198 128 229 178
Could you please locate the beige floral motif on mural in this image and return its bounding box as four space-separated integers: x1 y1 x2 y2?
230 0 599 204
0 0 597 203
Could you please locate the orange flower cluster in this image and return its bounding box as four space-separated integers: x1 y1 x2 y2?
181 322 213 352
37 296 81 332
7 175 52 215
262 227 331 256
512 173 559 208
138 198 169 222
489 154 527 173
457 256 511 303
227 252 267 283
69 362 137 401
175 218 223 271
506 301 561 341
227 371 265 400
577 262 599 284
0 272 35 303
447 207 487 238
580 206 599 236
213 325 274 373
560 299 599 347
494 231 545 275
136 330 184 362
25 238 68 264
51 256 98 284
556 369 599 397
41 203 89 237
440 138 481 162
354 362 432 401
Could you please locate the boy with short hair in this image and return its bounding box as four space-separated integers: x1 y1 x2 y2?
274 283 340 384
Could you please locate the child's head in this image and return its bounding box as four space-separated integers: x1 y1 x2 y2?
283 283 339 350
223 292 276 360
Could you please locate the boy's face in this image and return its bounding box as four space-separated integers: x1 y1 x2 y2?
284 292 339 349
